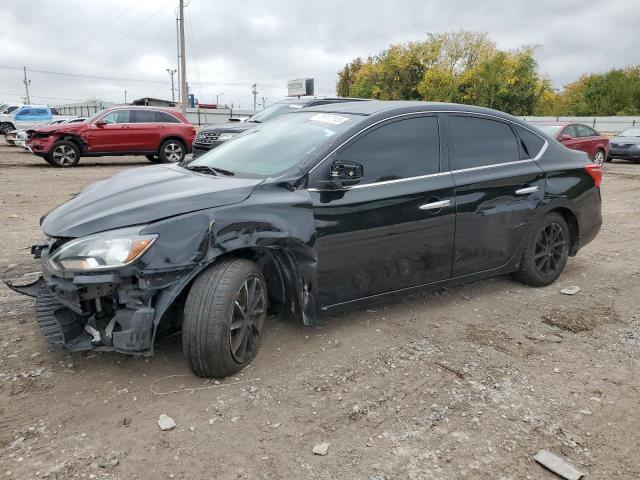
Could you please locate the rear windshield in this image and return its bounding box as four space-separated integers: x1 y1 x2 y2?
187 112 356 178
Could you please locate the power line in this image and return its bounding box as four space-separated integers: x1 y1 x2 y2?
91 0 175 58
71 3 136 51
0 65 283 88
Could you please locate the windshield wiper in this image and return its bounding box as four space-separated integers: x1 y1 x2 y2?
186 165 234 176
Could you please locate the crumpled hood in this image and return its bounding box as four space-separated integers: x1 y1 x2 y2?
27 123 84 134
41 164 262 238
610 136 640 145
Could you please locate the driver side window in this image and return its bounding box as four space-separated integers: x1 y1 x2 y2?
101 110 131 124
335 116 440 184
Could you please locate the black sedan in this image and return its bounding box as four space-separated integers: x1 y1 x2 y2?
608 126 640 162
11 101 602 378
191 97 367 158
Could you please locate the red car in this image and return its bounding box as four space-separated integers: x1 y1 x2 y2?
26 106 196 167
532 122 609 165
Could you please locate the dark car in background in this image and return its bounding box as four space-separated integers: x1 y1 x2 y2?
11 101 602 378
191 97 367 158
26 106 196 167
532 122 609 165
608 126 640 162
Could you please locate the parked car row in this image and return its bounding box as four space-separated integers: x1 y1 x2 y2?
7 100 603 379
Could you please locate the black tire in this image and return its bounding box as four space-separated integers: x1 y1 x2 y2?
0 123 14 134
513 212 570 287
182 259 267 378
145 154 161 163
158 139 186 163
47 140 80 167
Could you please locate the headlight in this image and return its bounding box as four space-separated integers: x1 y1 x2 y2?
48 226 157 272
217 132 238 141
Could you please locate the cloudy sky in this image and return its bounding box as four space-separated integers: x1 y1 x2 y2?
1 0 638 111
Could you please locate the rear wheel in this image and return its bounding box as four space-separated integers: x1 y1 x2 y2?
158 139 185 163
513 212 570 287
182 259 267 378
1 123 15 134
593 149 605 166
47 140 80 167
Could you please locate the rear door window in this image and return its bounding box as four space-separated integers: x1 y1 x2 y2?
449 115 520 170
335 115 440 184
132 110 158 123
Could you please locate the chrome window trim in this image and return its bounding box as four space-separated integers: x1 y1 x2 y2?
306 109 548 191
307 109 548 177
92 107 183 126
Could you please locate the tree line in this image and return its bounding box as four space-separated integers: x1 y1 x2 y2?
336 31 640 116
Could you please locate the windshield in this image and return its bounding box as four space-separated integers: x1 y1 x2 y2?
247 102 307 123
86 109 110 123
619 127 640 137
535 125 562 136
187 111 356 178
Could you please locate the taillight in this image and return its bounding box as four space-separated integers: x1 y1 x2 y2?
584 163 602 187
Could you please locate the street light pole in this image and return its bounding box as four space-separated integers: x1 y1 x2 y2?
178 0 187 114
166 68 177 102
216 92 224 105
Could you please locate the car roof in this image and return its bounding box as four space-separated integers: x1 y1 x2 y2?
300 100 524 119
275 97 368 106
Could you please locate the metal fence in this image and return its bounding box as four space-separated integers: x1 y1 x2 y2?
520 116 640 135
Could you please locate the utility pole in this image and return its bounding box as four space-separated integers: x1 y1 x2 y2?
175 15 181 104
124 90 127 103
166 68 177 102
178 0 187 114
22 66 31 104
252 83 258 113
216 92 224 105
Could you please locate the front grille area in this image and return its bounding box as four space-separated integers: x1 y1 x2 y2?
195 131 220 145
35 284 83 345
611 143 633 149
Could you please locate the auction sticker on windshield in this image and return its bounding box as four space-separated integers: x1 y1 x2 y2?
309 113 350 125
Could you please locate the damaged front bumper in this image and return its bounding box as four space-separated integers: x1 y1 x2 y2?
18 239 198 356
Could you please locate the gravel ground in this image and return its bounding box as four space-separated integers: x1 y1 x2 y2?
0 144 639 479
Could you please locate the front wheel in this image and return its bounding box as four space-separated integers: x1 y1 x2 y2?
158 139 185 163
513 212 570 287
593 149 605 166
47 140 80 167
182 259 267 378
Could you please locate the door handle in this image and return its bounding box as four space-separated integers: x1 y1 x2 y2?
515 186 539 195
419 199 451 210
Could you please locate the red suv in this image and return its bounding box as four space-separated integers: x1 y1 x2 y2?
26 106 196 167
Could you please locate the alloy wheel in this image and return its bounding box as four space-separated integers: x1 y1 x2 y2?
229 275 266 363
593 150 605 166
533 222 566 276
164 142 183 162
52 145 77 166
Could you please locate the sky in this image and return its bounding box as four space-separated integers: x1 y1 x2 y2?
1 0 639 111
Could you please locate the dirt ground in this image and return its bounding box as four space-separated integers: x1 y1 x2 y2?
0 144 639 480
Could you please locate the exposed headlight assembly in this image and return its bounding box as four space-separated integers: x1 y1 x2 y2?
217 132 238 141
48 226 157 272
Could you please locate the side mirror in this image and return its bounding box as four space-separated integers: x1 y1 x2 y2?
559 134 572 141
95 119 107 126
330 160 363 187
